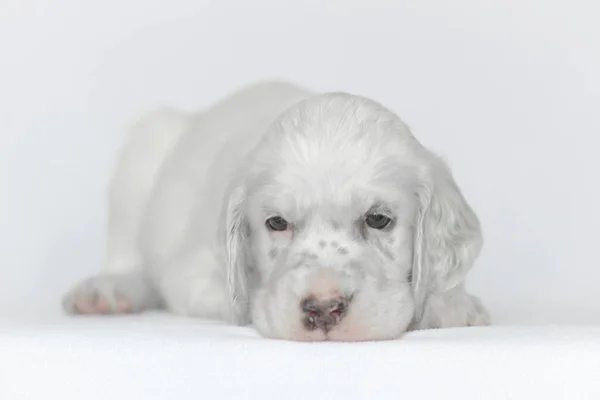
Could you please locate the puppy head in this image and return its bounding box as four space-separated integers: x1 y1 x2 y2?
222 93 481 341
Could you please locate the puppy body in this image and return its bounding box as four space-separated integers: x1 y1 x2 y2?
63 81 489 340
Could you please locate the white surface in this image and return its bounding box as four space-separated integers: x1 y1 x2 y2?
1 313 600 400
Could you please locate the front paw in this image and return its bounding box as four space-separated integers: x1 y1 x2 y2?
62 275 136 315
466 294 491 326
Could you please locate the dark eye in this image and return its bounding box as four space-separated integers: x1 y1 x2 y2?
365 213 392 230
265 216 289 231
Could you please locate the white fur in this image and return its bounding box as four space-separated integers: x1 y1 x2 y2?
62 80 489 341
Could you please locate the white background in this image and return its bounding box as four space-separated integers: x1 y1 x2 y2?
1 0 598 325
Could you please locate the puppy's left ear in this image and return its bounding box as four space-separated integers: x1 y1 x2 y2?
220 181 253 325
412 155 483 319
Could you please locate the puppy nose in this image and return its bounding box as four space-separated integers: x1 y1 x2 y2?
301 296 350 332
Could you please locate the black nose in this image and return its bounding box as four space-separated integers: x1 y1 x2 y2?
301 296 350 332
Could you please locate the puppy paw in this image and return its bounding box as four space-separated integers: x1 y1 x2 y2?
466 294 491 326
62 274 156 315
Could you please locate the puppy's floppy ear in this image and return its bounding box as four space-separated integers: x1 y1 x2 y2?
412 155 483 320
221 181 253 325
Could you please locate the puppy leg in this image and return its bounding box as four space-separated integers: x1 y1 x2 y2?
62 272 161 314
102 107 190 275
62 108 190 315
413 285 491 329
151 248 232 322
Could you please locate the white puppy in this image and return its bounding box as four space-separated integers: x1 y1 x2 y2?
62 81 490 341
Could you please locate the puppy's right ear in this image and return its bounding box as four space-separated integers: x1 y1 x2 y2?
222 182 252 325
